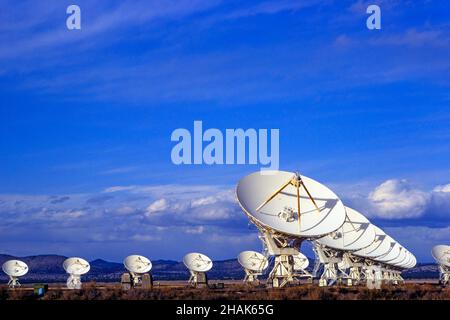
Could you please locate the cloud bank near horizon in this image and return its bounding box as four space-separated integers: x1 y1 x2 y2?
1 178 449 262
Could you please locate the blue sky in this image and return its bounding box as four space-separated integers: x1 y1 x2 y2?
0 0 449 263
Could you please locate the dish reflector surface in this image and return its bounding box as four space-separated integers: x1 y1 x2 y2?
2 260 28 277
402 253 414 269
124 255 152 274
353 225 391 258
389 247 407 266
237 251 268 272
408 255 417 268
183 253 213 272
432 245 450 267
375 240 401 262
293 252 309 270
236 171 346 237
317 206 376 251
63 257 90 275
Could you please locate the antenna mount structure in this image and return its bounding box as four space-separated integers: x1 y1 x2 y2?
2 260 28 288
122 255 153 290
238 251 269 284
183 253 212 288
63 257 90 290
432 245 450 286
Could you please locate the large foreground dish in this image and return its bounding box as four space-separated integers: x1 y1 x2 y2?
236 171 346 237
237 170 346 288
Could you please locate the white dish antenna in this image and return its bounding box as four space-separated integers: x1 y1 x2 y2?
63 257 90 275
183 253 212 287
2 260 29 288
2 260 29 277
236 171 346 238
432 245 449 285
237 251 268 272
124 255 152 274
375 240 401 263
63 257 90 289
353 225 391 258
432 245 450 267
183 253 213 272
409 255 417 268
293 252 309 271
238 251 269 283
317 206 376 251
400 253 412 268
389 247 407 267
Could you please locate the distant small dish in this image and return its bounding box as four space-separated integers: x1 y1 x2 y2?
124 255 152 274
2 259 29 288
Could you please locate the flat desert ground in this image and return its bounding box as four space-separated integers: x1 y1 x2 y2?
1 280 449 300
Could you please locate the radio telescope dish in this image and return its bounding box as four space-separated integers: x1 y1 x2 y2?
236 171 346 238
353 225 391 258
409 255 417 268
432 245 450 285
63 257 90 275
184 253 213 272
399 253 412 268
122 255 152 289
403 254 416 269
394 251 410 268
432 245 450 267
63 257 90 289
389 247 407 266
183 253 212 287
238 251 268 272
375 240 401 263
293 252 309 271
124 255 152 274
404 253 415 268
317 206 376 251
2 260 29 288
238 251 268 283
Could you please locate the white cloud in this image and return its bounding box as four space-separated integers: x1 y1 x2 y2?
344 179 450 222
193 206 234 220
433 184 450 193
190 190 234 207
184 226 205 234
103 186 136 193
145 198 169 215
368 179 430 219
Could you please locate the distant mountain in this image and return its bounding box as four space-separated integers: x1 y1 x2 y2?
402 263 439 279
0 254 439 283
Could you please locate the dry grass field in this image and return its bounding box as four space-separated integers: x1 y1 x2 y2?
1 281 449 300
